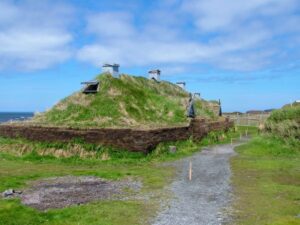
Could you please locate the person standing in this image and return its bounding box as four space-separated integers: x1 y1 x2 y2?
187 93 195 118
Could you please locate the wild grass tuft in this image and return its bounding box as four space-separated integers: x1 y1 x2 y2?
265 105 300 142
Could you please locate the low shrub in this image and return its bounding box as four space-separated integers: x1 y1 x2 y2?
265 105 300 142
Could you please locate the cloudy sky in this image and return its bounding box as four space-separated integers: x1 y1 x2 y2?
0 0 299 112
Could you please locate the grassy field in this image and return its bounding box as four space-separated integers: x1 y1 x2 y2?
0 151 175 225
27 74 217 129
2 124 298 225
0 126 247 225
231 136 300 225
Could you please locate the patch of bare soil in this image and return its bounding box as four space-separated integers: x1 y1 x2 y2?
15 176 141 211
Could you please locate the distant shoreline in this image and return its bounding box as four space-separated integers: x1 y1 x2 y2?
0 112 34 123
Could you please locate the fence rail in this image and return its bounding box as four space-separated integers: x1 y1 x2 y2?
224 113 270 127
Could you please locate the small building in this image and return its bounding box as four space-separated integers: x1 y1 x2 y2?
81 81 100 94
176 82 186 90
102 63 120 77
148 69 161 81
193 93 201 99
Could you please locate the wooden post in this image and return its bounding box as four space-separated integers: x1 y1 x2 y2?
189 161 192 181
247 113 249 126
260 113 263 124
245 129 248 137
231 138 233 146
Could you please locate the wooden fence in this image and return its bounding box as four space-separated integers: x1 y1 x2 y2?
224 113 270 127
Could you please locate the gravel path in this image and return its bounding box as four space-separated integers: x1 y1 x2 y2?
152 143 240 225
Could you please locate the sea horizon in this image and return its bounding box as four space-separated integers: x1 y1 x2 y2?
0 112 34 123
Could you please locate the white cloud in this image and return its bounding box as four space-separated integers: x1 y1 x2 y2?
75 0 300 73
182 0 298 32
77 10 274 72
78 44 123 66
0 1 19 24
0 0 299 75
86 12 136 38
160 65 189 76
78 40 201 66
0 0 74 71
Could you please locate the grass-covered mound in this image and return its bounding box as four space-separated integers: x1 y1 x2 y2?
31 74 216 128
265 105 300 141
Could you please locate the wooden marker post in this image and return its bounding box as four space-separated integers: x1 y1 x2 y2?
189 161 192 181
231 138 233 146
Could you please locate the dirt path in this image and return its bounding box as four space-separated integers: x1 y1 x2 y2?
152 143 240 225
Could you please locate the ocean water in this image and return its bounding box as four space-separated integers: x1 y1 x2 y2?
0 112 34 123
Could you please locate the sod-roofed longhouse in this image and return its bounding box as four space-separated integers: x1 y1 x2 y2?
26 74 219 129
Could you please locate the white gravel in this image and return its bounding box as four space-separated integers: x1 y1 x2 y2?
152 143 240 225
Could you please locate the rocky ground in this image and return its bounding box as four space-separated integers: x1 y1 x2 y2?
152 143 241 225
2 176 142 211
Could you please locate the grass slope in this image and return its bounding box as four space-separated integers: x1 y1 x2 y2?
31 74 216 128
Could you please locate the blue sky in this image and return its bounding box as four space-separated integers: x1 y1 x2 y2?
0 0 299 112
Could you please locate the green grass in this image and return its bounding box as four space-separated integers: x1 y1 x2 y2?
149 125 258 161
0 126 255 162
30 74 217 128
231 136 300 225
268 105 300 122
0 127 243 225
0 151 174 225
0 200 152 225
265 105 300 141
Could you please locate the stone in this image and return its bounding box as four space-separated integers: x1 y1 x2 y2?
169 146 177 153
2 189 14 197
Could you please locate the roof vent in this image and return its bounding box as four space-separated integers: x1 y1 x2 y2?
81 81 100 94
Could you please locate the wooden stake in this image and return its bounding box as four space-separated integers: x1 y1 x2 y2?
189 161 192 181
245 129 248 137
231 138 233 146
